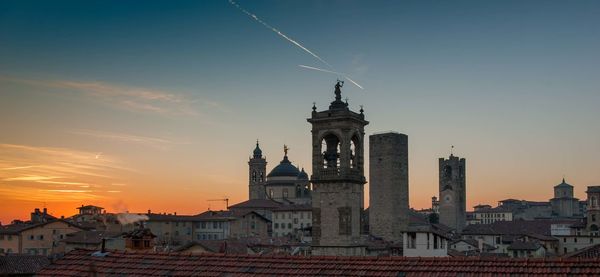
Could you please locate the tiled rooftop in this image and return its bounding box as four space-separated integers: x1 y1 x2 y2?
0 254 50 275
38 249 600 276
564 244 600 258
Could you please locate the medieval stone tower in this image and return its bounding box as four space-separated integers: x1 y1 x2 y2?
308 81 368 256
438 154 466 232
248 141 267 200
369 132 409 242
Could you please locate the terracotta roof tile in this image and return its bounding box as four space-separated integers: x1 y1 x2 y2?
36 249 600 276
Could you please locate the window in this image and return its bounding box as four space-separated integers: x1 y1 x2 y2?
274 223 279 229
52 230 57 235
338 207 352 236
288 223 292 229
213 222 218 229
591 196 598 208
38 235 44 240
593 214 597 222
575 237 578 243
251 221 256 230
407 232 417 249
288 213 292 219
433 235 439 249
201 222 206 229
496 236 501 244
29 235 34 240
426 233 430 249
283 188 288 198
294 218 298 224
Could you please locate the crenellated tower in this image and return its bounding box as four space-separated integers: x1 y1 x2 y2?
438 154 466 232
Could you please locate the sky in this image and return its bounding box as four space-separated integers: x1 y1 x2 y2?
1 0 599 224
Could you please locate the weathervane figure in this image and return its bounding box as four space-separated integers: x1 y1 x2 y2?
284 144 289 156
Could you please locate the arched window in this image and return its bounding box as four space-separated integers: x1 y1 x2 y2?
251 171 257 182
591 196 598 208
259 172 264 182
350 135 360 169
321 134 340 169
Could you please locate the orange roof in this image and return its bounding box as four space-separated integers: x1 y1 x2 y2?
38 249 600 276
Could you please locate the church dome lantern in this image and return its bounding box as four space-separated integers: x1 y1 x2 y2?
267 145 300 178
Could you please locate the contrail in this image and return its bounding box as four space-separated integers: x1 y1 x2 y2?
298 65 364 90
229 0 333 69
298 65 342 75
343 76 364 90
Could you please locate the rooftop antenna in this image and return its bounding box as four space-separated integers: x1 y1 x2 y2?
451 145 454 156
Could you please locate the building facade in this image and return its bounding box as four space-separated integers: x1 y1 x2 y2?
550 179 581 218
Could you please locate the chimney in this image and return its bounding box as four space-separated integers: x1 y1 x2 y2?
174 212 177 216
43 208 47 216
148 209 151 214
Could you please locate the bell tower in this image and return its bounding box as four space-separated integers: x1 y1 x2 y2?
308 81 368 256
248 140 267 200
438 153 466 232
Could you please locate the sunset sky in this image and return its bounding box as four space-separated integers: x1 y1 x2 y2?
1 0 599 224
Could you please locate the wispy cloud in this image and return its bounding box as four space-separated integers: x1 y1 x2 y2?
0 143 129 203
69 129 187 150
1 76 224 116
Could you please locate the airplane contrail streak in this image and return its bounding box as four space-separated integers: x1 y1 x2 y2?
343 76 364 90
298 65 364 90
298 65 343 75
229 0 333 69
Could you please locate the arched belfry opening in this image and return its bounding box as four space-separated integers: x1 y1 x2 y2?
321 133 341 169
350 134 360 169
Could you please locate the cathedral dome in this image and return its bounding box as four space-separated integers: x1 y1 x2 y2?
267 156 300 177
298 168 309 180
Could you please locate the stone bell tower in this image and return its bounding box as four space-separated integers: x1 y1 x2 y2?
248 140 267 200
308 81 368 256
438 153 466 232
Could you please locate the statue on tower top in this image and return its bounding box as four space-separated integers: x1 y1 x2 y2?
334 80 344 101
284 144 289 157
